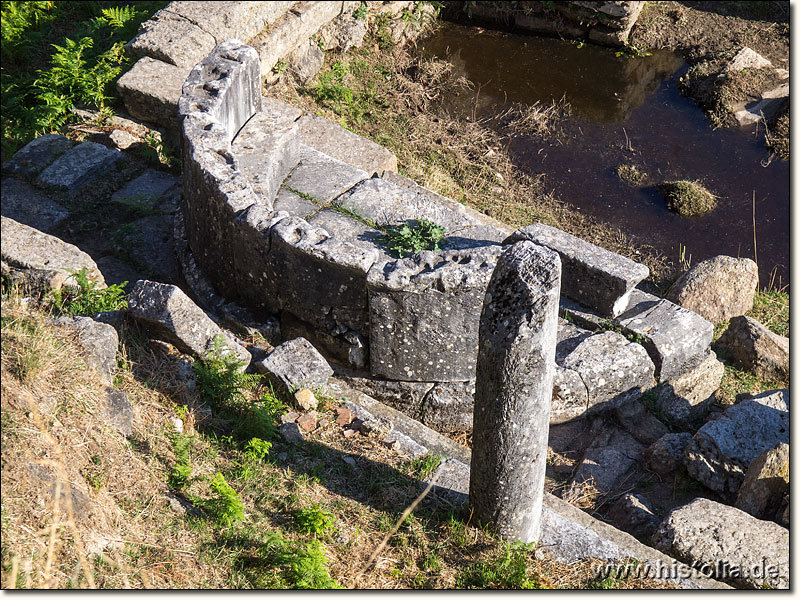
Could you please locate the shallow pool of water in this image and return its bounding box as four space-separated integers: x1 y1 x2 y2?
420 24 789 288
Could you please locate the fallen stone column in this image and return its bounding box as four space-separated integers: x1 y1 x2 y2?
470 240 561 543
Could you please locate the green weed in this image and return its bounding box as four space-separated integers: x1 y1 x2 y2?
615 43 651 59
456 542 544 589
198 472 245 525
403 452 443 479
380 219 446 257
244 437 272 461
294 504 335 537
168 431 193 491
194 336 260 409
353 2 368 20
48 267 128 316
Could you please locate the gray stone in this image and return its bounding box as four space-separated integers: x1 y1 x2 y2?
127 280 250 367
652 351 724 428
653 498 788 589
297 114 398 175
367 245 502 382
332 371 433 414
167 1 294 45
125 10 216 68
283 145 369 205
561 331 655 410
110 169 179 210
26 462 94 524
684 390 789 496
335 178 506 249
54 316 118 385
232 98 302 209
666 256 759 324
614 397 668 445
2 134 73 178
645 432 693 475
321 12 368 52
471 241 561 543
117 57 191 128
273 187 318 218
280 422 305 444
606 493 660 540
618 290 713 382
506 223 649 317
551 365 590 424
1 216 104 292
255 337 333 395
108 129 140 150
1 177 69 232
112 215 178 284
570 428 644 493
716 316 789 381
421 381 475 433
307 208 390 262
384 430 428 457
279 311 366 369
36 142 122 193
724 47 772 72
104 387 134 437
286 40 325 85
735 443 789 520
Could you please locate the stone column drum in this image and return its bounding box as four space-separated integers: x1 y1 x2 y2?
470 240 561 543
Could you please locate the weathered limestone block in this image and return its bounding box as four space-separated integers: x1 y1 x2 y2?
570 428 644 493
127 280 250 367
117 57 191 127
506 223 649 317
684 390 789 496
104 387 134 437
725 47 772 73
333 371 433 414
716 316 789 381
471 241 561 543
652 351 724 428
735 443 789 520
561 331 655 410
367 245 502 382
167 1 295 43
645 432 693 475
271 216 379 332
125 10 216 68
606 493 660 540
283 145 369 205
2 134 72 178
653 498 788 589
231 98 302 209
53 316 119 385
111 169 180 210
179 40 261 141
255 337 333 395
36 142 121 193
618 290 713 382
307 208 391 263
336 178 506 249
666 256 759 324
297 114 397 175
1 216 104 292
551 365 590 424
614 397 668 445
1 178 69 233
421 381 475 433
285 39 325 85
273 187 317 218
320 11 369 53
280 311 367 369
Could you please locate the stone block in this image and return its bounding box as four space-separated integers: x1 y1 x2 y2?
255 337 333 395
715 316 789 381
36 142 121 193
127 280 250 367
645 432 693 475
335 178 505 249
110 169 179 210
104 388 134 437
735 442 789 520
606 493 660 540
551 365 590 424
1 216 104 292
297 114 397 175
280 311 368 369
614 397 668 445
420 381 475 433
570 428 644 493
307 208 391 263
367 245 502 382
273 187 318 218
167 1 295 45
561 331 655 410
232 98 302 208
283 145 369 205
280 421 304 443
506 223 649 317
320 11 368 52
618 290 713 382
125 10 216 68
653 498 788 589
286 39 325 84
270 216 379 332
1 177 69 232
53 316 118 385
652 351 724 428
332 371 433 414
684 390 789 496
117 57 190 128
2 134 73 178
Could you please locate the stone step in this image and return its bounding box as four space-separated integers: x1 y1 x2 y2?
35 141 122 193
1 177 69 233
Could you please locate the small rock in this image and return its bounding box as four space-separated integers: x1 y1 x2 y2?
53 316 118 385
287 40 325 85
168 496 186 515
724 47 772 72
294 388 318 411
606 493 660 540
645 433 693 475
343 456 357 468
666 256 758 324
343 428 358 438
335 407 353 427
280 422 304 444
170 417 184 434
296 412 318 433
103 388 133 437
715 316 788 381
614 398 668 445
277 452 288 461
280 411 300 425
735 442 789 520
108 129 140 150
255 337 333 396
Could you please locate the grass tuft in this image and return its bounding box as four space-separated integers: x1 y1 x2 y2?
659 179 717 217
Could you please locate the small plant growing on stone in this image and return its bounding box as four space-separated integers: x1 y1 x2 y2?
380 219 446 257
49 267 127 316
294 504 335 536
353 2 368 20
198 472 245 525
194 336 261 409
403 452 443 479
616 164 646 186
273 59 289 75
659 179 718 217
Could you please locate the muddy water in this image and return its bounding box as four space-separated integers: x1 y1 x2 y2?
420 24 790 288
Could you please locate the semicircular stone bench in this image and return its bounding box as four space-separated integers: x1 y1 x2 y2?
177 40 712 433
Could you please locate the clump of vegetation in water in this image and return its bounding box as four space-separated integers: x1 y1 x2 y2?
659 180 717 217
616 164 647 186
